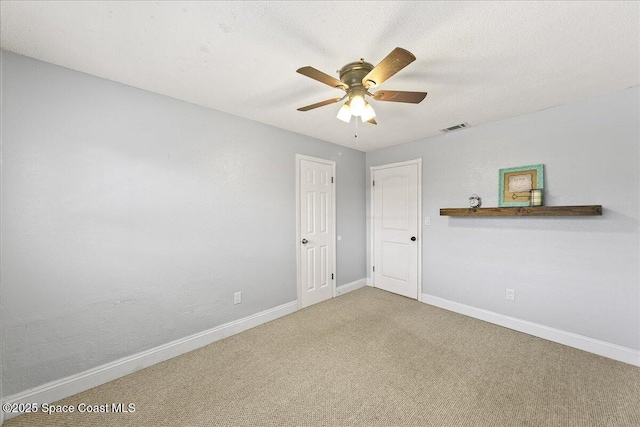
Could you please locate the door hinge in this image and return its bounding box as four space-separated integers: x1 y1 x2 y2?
331 176 334 183
373 266 375 272
372 180 375 186
331 273 334 280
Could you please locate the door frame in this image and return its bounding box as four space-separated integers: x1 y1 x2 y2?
295 154 337 310
370 158 423 301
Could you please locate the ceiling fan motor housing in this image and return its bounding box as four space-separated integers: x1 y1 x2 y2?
339 61 374 99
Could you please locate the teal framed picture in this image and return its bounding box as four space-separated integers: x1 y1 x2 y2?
498 164 544 207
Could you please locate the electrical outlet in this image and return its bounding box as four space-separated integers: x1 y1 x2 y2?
234 292 242 304
506 289 515 301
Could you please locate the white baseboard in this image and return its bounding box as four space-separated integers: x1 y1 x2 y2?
1 300 298 421
422 293 640 367
336 278 368 296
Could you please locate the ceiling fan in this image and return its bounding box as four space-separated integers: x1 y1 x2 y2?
296 47 427 125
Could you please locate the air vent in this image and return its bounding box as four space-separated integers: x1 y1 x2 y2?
441 123 470 133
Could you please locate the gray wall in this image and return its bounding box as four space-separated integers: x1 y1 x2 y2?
1 51 366 396
367 87 640 350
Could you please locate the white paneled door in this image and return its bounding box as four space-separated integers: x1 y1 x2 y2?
372 160 421 299
297 155 335 309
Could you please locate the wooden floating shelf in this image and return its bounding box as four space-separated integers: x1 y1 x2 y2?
440 205 603 217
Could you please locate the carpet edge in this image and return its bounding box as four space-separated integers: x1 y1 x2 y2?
422 293 640 367
1 300 299 421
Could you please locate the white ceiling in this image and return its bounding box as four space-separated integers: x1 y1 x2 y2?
2 1 638 152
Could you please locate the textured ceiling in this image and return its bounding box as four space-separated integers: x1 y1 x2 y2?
2 1 639 152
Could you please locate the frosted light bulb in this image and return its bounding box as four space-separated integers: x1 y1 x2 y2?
350 96 365 116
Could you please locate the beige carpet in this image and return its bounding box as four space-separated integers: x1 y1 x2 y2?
5 287 640 426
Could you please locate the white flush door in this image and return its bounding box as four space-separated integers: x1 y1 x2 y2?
372 161 420 299
297 155 335 309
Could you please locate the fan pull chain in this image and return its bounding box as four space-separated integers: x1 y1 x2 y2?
354 118 358 148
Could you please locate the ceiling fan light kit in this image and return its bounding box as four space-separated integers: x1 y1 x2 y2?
296 47 428 126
